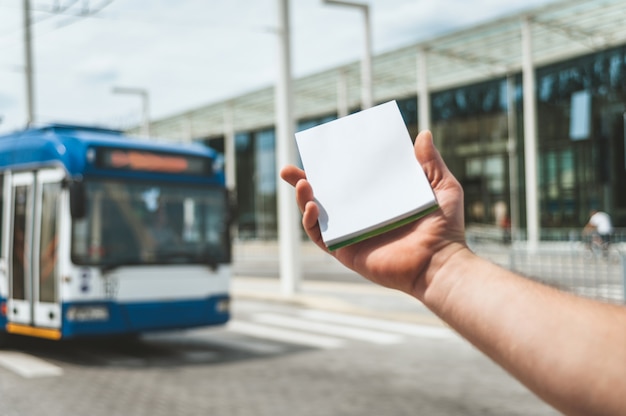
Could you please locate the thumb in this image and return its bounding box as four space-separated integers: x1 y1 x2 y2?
414 130 452 188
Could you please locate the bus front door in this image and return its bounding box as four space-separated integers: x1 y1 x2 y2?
8 170 64 337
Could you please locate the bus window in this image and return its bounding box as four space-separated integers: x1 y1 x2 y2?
183 198 200 242
12 186 29 300
71 180 231 268
39 182 60 303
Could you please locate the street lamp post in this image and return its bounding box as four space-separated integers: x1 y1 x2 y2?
323 0 373 110
23 0 35 125
112 86 150 137
276 0 302 296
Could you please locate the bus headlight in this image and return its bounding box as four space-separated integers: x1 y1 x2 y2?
216 299 230 313
66 306 109 321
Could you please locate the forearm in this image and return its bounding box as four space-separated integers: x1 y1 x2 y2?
421 248 626 416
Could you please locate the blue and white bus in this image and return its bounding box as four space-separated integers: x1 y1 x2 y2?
0 124 232 343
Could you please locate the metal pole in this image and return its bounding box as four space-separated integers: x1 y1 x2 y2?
223 102 238 241
521 18 539 250
185 114 193 143
23 0 35 125
361 4 373 109
417 47 430 132
112 87 150 137
276 0 302 296
223 102 237 193
337 68 349 118
323 0 373 110
142 91 150 137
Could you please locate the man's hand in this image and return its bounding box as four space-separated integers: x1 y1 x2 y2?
280 130 468 299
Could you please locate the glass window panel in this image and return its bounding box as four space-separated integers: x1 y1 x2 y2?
466 158 482 177
570 90 591 141
235 132 251 151
71 181 230 267
561 150 575 190
256 130 276 195
39 182 60 303
545 152 558 199
235 132 256 238
254 129 277 239
485 156 504 193
12 185 29 300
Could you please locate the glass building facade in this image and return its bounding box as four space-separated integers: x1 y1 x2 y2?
429 45 626 235
431 79 513 229
202 45 626 240
231 129 278 239
535 45 626 229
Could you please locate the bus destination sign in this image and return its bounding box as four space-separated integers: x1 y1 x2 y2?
95 148 211 175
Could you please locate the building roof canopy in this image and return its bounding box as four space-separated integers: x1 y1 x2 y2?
148 0 626 140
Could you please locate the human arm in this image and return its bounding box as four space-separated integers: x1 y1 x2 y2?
280 130 626 416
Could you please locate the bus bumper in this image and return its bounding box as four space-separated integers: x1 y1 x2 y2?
60 295 230 338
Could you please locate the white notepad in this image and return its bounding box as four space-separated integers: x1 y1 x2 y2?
295 100 438 251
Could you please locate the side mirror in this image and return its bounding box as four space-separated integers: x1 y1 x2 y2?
69 180 87 219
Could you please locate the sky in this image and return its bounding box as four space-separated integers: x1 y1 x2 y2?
0 0 559 134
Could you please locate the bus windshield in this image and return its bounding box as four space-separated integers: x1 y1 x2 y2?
71 179 230 269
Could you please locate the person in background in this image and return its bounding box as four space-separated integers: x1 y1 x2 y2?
280 130 626 416
583 209 613 256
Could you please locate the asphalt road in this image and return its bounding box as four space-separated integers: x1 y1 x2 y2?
0 298 558 416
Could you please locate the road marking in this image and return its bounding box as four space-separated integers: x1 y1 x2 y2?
228 321 345 349
299 310 458 340
147 329 289 355
202 334 288 355
251 313 403 345
0 351 63 378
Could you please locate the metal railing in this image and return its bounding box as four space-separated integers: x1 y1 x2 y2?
232 229 626 304
467 227 626 304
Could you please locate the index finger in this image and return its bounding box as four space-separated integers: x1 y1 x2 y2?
280 165 306 187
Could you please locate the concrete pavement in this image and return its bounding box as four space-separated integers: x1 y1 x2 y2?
232 275 445 327
232 240 442 326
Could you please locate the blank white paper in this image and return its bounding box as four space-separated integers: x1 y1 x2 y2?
295 100 438 249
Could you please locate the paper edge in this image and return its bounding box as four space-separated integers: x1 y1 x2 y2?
326 203 440 251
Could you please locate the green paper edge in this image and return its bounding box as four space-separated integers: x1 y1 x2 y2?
327 204 440 251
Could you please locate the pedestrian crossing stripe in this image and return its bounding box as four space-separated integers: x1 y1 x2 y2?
0 351 63 378
225 309 458 350
251 313 403 345
0 309 458 378
228 321 345 349
299 310 455 339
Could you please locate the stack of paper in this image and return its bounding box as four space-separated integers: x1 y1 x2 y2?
295 100 438 251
